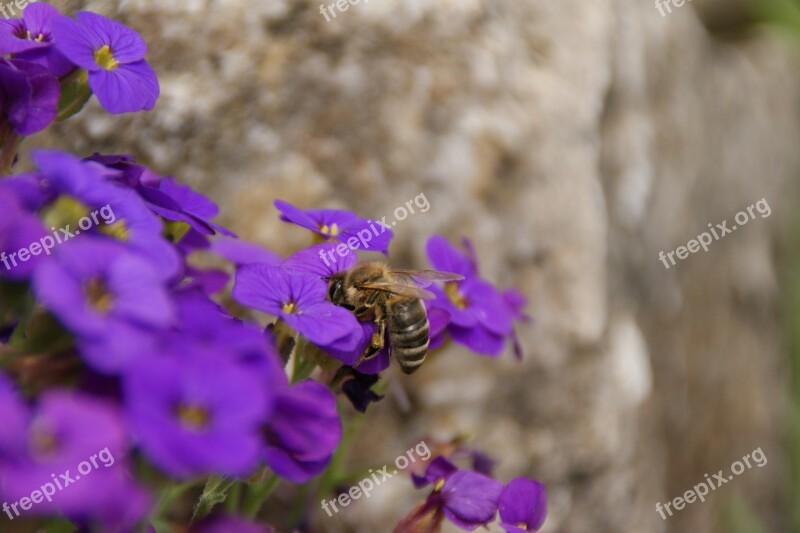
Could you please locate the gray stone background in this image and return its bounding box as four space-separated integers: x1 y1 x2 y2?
31 0 800 531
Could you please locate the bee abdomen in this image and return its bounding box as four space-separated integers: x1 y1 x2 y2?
389 300 430 374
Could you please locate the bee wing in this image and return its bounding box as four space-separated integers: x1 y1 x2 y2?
359 281 437 300
390 269 464 288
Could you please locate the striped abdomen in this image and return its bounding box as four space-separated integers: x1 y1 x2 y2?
389 299 430 374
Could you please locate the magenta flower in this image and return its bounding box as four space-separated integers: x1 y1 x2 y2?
498 478 547 533
52 11 158 113
0 3 73 76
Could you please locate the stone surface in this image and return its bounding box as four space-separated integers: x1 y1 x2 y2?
35 0 800 531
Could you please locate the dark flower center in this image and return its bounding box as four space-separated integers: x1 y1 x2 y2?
84 277 114 313
176 404 211 430
14 25 45 42
29 419 59 459
444 282 468 309
94 45 119 70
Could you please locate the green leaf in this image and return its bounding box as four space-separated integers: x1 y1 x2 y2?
56 70 92 122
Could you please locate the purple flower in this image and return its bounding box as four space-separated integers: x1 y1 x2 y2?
263 379 342 482
340 369 384 413
86 155 237 237
232 263 361 351
32 150 181 278
0 184 47 280
123 353 270 478
397 459 503 532
426 235 516 356
498 478 547 533
275 199 394 255
52 11 159 113
0 390 150 529
33 236 175 341
0 3 73 76
0 58 59 135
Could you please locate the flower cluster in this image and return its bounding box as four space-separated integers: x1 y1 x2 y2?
0 4 544 533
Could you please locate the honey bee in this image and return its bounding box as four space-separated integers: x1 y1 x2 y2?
327 262 463 374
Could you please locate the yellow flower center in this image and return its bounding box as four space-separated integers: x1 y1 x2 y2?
94 45 119 70
319 223 339 237
100 220 130 241
177 404 210 429
282 302 298 314
433 478 446 492
84 277 114 313
444 281 468 309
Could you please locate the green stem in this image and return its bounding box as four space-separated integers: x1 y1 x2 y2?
243 473 280 518
56 69 92 122
148 481 195 532
291 337 315 383
0 124 19 175
192 475 237 523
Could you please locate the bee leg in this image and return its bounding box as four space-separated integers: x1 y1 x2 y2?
370 319 386 351
353 315 386 369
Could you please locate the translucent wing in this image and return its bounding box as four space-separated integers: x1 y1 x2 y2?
358 281 437 300
390 269 464 288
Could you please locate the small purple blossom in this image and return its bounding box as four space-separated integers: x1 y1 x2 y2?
0 184 47 279
232 263 361 351
0 390 150 529
426 235 519 356
262 379 342 483
86 154 234 236
33 236 175 340
498 478 547 533
275 199 394 255
123 353 270 478
52 11 159 113
0 58 59 135
32 150 182 278
398 458 504 533
0 3 73 76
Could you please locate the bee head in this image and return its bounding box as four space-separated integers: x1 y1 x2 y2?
327 274 346 306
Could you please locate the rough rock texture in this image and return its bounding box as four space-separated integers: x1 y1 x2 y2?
36 0 800 531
